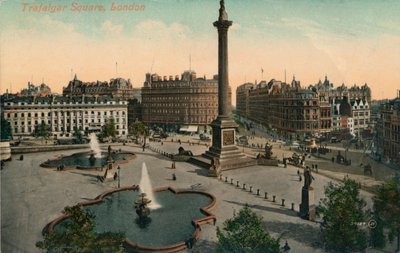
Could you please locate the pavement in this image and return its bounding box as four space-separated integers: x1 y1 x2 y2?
1 138 398 253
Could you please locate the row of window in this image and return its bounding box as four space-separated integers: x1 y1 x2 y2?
6 110 126 118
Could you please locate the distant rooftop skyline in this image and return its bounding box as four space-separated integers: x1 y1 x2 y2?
1 0 399 103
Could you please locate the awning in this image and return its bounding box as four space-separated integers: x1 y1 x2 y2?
187 125 198 132
179 125 198 132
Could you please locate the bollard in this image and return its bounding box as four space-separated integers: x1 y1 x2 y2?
264 192 268 199
273 195 276 202
225 176 228 182
257 189 260 196
243 184 246 190
281 199 285 206
249 186 253 193
230 178 233 185
291 203 294 210
237 181 239 187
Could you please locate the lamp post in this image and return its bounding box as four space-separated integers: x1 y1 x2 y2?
117 166 121 188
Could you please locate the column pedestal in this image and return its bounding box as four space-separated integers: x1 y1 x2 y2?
299 186 316 221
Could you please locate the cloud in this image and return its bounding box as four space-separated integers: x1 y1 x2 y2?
134 19 191 40
231 23 241 30
101 20 123 35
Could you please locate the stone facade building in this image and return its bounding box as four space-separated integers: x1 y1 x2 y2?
1 96 128 138
375 92 400 164
141 71 219 133
63 75 141 101
237 78 323 139
237 75 371 139
315 76 371 137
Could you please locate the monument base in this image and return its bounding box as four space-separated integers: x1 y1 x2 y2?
189 116 256 171
299 186 316 221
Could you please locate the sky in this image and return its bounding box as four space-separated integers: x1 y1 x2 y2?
1 0 399 104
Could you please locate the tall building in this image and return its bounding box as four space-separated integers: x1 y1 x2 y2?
63 74 141 101
315 76 371 137
1 96 128 138
236 82 255 119
141 71 219 133
237 75 371 139
375 91 400 164
237 77 323 139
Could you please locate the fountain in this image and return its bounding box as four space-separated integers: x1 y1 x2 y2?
47 186 216 252
89 133 102 158
41 141 135 170
139 162 161 209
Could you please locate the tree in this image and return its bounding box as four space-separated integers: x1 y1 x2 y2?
33 122 51 141
372 174 400 251
72 127 83 144
36 205 125 253
101 118 116 140
1 114 12 140
216 205 281 253
129 121 148 143
319 178 368 252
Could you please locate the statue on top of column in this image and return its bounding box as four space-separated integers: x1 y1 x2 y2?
219 0 228 21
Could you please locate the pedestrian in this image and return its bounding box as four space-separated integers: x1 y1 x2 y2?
171 162 176 169
161 142 163 146
315 164 318 173
299 175 302 182
142 144 145 152
331 157 334 163
172 173 176 181
297 169 300 175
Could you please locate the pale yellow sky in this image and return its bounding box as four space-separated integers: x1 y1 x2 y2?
1 1 399 104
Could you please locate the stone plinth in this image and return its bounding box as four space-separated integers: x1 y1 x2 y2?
299 186 316 221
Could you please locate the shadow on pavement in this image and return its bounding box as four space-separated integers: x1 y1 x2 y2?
188 240 217 253
224 200 299 218
264 220 323 250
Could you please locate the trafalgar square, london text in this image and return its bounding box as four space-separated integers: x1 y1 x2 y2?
21 2 145 13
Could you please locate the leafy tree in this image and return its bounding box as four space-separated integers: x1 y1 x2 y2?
72 127 83 143
101 118 116 140
33 122 51 141
372 174 400 251
36 205 125 253
129 121 148 144
1 114 12 140
216 205 281 253
319 178 368 252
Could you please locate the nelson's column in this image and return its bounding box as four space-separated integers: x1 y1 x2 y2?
192 0 255 171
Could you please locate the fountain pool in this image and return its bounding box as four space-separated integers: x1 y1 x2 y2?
48 186 216 252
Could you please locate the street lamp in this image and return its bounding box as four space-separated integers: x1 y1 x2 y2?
117 166 121 188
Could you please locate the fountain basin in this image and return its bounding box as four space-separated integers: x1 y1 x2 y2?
46 186 216 253
40 151 135 170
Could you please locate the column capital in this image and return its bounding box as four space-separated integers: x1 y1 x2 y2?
213 20 232 30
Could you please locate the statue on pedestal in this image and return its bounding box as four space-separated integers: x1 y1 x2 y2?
300 167 316 221
264 142 273 159
209 157 221 177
